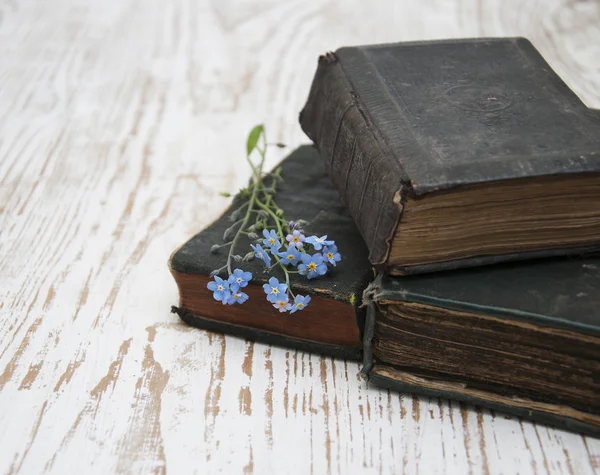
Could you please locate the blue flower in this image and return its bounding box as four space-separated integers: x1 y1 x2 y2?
263 276 288 303
227 290 249 305
228 268 252 288
298 253 328 279
250 243 271 267
262 229 281 251
276 247 301 266
285 229 305 249
290 295 311 314
207 276 231 303
322 244 342 266
272 296 292 313
305 235 334 251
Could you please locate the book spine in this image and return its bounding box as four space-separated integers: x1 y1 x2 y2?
299 52 408 268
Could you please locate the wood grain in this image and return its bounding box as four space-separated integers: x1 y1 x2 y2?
0 0 599 473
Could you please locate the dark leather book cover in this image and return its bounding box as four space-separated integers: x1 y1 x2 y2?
300 37 600 275
361 257 600 436
169 145 373 360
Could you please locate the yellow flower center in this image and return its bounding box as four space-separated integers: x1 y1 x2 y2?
308 263 317 271
233 294 240 299
278 301 286 307
293 237 299 242
269 238 275 244
327 252 333 259
217 285 224 291
287 254 294 260
297 303 303 308
271 288 279 295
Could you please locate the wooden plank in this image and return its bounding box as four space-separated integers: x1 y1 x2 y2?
0 0 599 473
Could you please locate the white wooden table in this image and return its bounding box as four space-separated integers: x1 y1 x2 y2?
1 0 599 473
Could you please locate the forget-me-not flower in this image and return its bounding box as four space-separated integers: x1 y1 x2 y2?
228 268 252 288
290 295 311 314
263 276 288 303
250 243 271 267
276 247 301 266
207 276 231 303
286 230 305 249
273 296 292 313
298 253 328 279
322 244 342 266
305 235 334 251
262 229 282 251
227 290 249 305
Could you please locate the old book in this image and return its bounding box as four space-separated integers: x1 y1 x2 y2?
361 257 600 436
300 37 600 275
169 145 373 360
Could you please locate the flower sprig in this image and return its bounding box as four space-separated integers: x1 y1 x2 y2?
206 125 342 314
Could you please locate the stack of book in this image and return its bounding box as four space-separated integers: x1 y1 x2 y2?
170 38 600 435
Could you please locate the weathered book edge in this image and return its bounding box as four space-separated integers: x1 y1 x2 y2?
168 237 366 362
359 276 600 437
368 371 600 437
171 306 362 361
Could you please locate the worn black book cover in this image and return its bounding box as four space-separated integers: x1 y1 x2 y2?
169 145 373 360
300 37 600 275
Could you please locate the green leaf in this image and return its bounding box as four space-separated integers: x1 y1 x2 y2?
246 124 264 156
349 293 356 306
219 191 231 197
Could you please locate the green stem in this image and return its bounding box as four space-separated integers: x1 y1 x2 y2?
259 189 289 229
227 148 266 275
255 200 283 236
